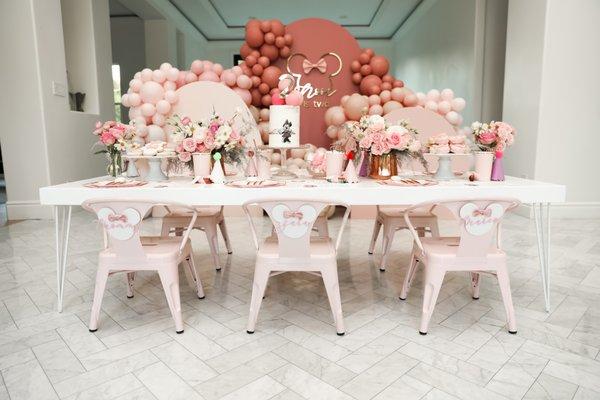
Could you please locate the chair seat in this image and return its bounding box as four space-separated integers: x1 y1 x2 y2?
165 206 221 217
379 206 433 218
99 236 190 264
421 237 505 262
258 236 335 259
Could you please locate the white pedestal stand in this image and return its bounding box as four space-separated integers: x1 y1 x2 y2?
261 145 309 180
123 155 176 181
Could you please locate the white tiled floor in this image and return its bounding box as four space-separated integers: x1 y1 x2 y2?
1 210 600 399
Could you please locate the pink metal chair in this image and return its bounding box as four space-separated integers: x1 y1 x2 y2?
83 200 205 334
160 206 232 271
368 206 440 271
243 199 350 335
400 199 520 335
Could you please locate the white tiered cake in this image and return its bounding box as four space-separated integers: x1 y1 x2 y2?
269 105 300 148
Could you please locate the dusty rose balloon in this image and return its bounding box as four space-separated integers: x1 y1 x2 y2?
129 78 142 91
351 73 362 85
259 108 270 121
236 74 252 89
246 27 264 48
212 63 224 75
350 60 361 73
324 106 337 125
190 60 204 75
341 95 350 106
251 89 262 106
146 125 165 142
360 64 372 76
441 88 454 100
156 99 171 114
164 90 178 104
250 76 261 88
369 55 389 77
344 93 369 120
285 90 303 106
390 88 404 102
416 92 427 106
141 68 153 82
359 75 383 95
393 80 404 88
246 19 260 31
184 72 198 83
251 64 263 76
358 52 371 65
381 82 392 91
260 20 271 33
258 83 270 95
274 36 285 48
231 65 243 76
261 94 272 107
260 44 279 61
248 105 260 122
240 43 252 58
403 93 418 107
233 88 252 105
445 111 460 125
382 100 402 114
283 33 293 46
326 126 339 139
139 81 165 104
280 46 291 58
152 113 166 127
426 89 440 101
330 106 346 125
221 70 236 87
261 65 282 88
245 55 257 67
379 90 391 103
437 100 451 114
271 19 285 36
128 92 141 107
163 80 176 91
141 103 156 117
250 49 260 58
291 148 306 159
199 71 220 82
451 97 466 112
264 32 275 44
368 94 381 106
425 100 438 112
257 56 270 68
382 74 394 83
369 104 384 115
364 48 374 57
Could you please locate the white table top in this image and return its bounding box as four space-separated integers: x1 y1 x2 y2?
39 176 566 206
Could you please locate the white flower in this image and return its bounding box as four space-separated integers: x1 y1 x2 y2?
216 125 232 141
386 125 408 136
471 121 482 130
193 126 208 142
408 139 421 152
368 115 386 129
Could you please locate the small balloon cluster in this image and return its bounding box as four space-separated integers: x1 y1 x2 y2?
121 61 254 144
239 19 294 108
350 48 404 95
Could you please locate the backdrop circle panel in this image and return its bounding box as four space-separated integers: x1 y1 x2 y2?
167 81 261 145
384 107 472 173
274 18 362 148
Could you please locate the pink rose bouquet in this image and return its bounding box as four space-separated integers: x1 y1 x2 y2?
92 120 136 176
471 121 515 153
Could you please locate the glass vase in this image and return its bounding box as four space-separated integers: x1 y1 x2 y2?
369 153 397 180
106 150 122 178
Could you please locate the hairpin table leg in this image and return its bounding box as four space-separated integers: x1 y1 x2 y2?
533 202 550 312
55 205 72 312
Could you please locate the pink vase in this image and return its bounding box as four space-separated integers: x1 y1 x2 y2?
192 153 212 180
491 151 505 181
474 152 493 181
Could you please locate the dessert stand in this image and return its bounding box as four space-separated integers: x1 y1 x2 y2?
123 154 176 181
260 144 310 180
425 153 471 181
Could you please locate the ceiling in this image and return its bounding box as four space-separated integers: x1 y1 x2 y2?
109 0 164 20
112 0 423 40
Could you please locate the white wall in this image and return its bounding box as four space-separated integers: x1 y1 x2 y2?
144 19 177 69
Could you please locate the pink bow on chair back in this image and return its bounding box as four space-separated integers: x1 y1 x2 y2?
283 210 304 220
107 214 128 223
472 208 492 217
302 58 327 74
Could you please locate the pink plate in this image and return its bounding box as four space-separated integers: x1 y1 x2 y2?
377 178 438 187
226 180 284 188
85 180 147 188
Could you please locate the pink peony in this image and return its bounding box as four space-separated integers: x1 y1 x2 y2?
359 135 373 149
178 151 192 162
175 143 183 153
95 121 102 129
196 142 207 153
182 138 197 152
100 132 115 145
477 131 497 145
204 135 215 149
109 128 123 139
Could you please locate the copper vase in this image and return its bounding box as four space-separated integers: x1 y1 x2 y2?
369 153 397 180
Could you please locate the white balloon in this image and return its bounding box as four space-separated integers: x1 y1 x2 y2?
451 97 466 112
159 62 172 72
146 125 165 141
440 88 454 100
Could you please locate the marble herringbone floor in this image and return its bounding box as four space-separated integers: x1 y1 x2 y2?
1 210 600 400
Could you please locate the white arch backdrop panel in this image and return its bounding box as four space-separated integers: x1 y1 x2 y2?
167 81 261 145
384 107 471 173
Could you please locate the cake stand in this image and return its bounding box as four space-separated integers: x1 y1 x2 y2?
260 144 310 180
425 153 470 181
123 154 177 181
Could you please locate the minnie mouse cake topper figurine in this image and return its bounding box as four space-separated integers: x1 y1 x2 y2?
269 74 302 148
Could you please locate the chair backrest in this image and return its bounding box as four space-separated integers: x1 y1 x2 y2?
82 199 197 262
243 198 350 261
405 199 519 259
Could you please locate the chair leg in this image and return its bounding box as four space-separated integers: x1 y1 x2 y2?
89 266 110 332
400 247 419 300
419 266 445 335
430 219 440 238
218 218 233 254
368 218 382 254
321 265 345 335
471 272 481 299
158 265 184 333
247 265 270 334
185 254 205 299
205 225 221 271
496 265 517 334
314 216 329 238
126 272 135 298
379 224 395 271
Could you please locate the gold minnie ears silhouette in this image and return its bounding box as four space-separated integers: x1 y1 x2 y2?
286 52 342 97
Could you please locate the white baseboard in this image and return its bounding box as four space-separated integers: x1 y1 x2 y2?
6 201 53 220
516 202 600 219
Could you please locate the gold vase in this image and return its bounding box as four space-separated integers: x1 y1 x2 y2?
369 153 397 180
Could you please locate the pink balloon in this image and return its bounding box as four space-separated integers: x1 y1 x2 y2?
202 60 214 71
221 70 237 87
152 113 166 126
156 99 171 114
368 94 381 106
379 90 391 103
285 90 303 106
382 100 402 114
166 67 179 81
146 125 165 142
259 108 270 121
129 79 142 92
416 92 427 106
369 104 384 115
141 103 156 117
159 62 172 72
445 111 460 125
139 81 165 104
134 72 142 80
330 106 346 125
451 97 466 112
152 69 166 83
341 95 350 106
140 68 153 82
121 94 130 107
128 107 141 120
185 72 198 83
164 90 178 104
212 63 224 75
426 89 440 101
236 74 252 90
163 81 176 91
403 93 418 107
136 126 148 138
438 100 451 114
271 92 285 105
233 88 252 105
344 93 369 120
231 66 243 76
176 71 186 88
441 88 454 100
425 100 438 112
198 71 220 82
133 116 146 127
390 87 404 102
190 60 204 75
326 126 338 139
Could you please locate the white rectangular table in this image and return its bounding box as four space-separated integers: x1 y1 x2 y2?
39 176 566 312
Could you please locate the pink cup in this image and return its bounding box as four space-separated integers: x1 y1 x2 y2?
257 157 271 179
325 151 344 178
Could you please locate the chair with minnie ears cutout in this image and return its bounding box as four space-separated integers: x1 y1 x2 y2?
160 206 232 271
243 199 351 335
400 199 520 335
82 200 205 334
368 206 440 271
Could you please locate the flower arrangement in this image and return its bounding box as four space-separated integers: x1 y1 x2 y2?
471 121 515 153
92 120 136 176
167 110 247 164
426 133 469 154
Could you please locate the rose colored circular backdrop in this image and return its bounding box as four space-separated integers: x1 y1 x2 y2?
274 18 361 148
